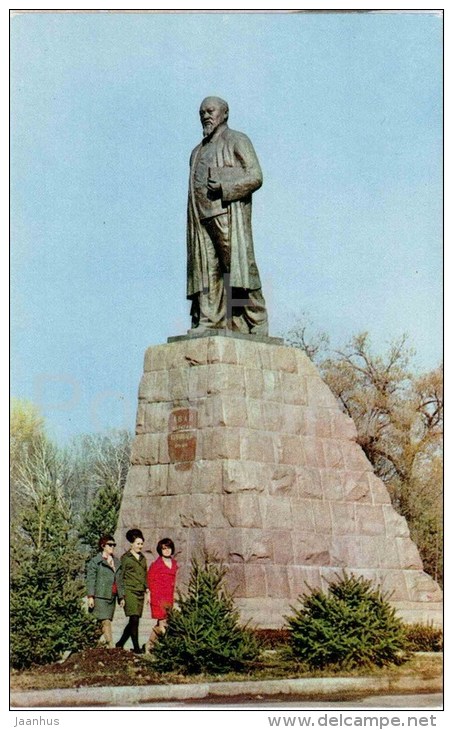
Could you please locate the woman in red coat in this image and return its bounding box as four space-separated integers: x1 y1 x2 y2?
145 537 178 651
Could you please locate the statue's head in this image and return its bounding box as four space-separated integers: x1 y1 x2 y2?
199 96 229 137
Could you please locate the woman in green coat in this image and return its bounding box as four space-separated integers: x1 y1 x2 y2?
116 528 149 653
86 534 125 648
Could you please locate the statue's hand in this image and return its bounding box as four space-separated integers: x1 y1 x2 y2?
207 177 221 193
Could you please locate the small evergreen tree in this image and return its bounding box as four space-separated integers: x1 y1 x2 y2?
285 573 410 670
152 555 261 674
10 439 98 669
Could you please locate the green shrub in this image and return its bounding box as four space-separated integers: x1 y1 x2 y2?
285 573 410 670
152 555 261 675
404 623 443 652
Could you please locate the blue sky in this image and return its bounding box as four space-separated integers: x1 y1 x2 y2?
10 10 443 444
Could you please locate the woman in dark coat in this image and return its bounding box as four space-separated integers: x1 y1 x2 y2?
145 537 178 651
116 528 148 653
86 534 124 648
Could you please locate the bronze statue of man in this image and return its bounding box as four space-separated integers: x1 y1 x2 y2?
186 96 268 335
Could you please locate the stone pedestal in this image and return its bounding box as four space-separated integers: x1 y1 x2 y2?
115 334 442 629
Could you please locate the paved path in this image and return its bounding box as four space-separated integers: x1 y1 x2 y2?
10 676 442 709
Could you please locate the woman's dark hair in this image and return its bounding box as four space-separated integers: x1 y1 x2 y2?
157 537 175 556
99 534 115 549
126 528 144 543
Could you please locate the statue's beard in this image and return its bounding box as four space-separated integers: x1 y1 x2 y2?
202 120 220 137
202 122 214 137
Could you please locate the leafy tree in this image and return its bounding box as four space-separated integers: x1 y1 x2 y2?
10 438 98 669
285 573 410 670
152 555 261 675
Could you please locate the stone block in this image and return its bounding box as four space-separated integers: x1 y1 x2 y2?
226 529 273 563
234 338 258 367
322 439 345 469
312 500 333 533
207 336 237 365
143 344 168 372
117 495 151 529
138 370 170 402
241 430 276 463
330 502 356 535
404 571 443 602
276 433 304 466
271 530 296 564
332 412 357 440
135 402 146 434
281 404 306 434
383 505 410 537
302 437 325 468
143 402 171 433
396 538 424 570
320 469 344 501
191 459 223 493
304 410 332 438
179 494 228 529
146 495 187 527
293 534 331 565
148 464 169 495
269 465 297 495
261 496 293 530
244 565 268 597
270 346 298 373
376 537 401 569
340 441 373 472
355 504 386 536
343 471 372 503
200 394 247 428
158 342 188 370
287 566 322 598
168 367 189 400
265 566 290 597
130 433 160 465
207 363 245 395
353 536 379 568
244 368 264 398
262 400 284 431
256 342 273 370
202 427 241 460
330 535 362 567
291 499 316 533
297 467 323 500
377 570 410 601
281 371 307 405
124 465 150 496
306 376 339 408
294 349 319 377
181 336 209 367
368 474 392 505
224 563 246 596
246 398 263 429
218 395 248 427
222 460 268 493
187 366 209 399
263 370 283 401
167 463 192 494
223 494 263 528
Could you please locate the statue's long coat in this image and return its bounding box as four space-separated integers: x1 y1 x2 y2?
187 125 263 297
